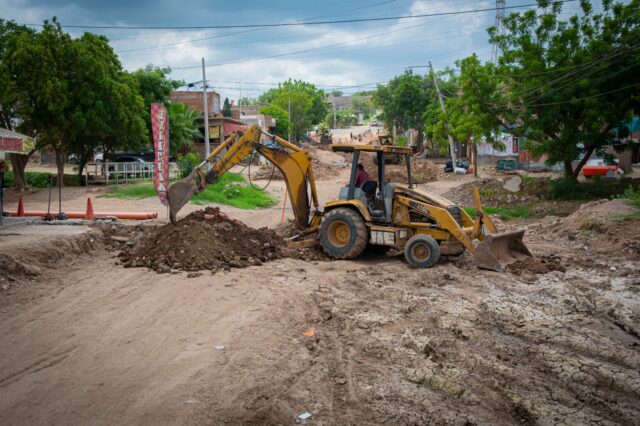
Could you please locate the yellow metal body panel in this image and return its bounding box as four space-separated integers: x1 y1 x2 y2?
193 124 320 229
323 199 372 222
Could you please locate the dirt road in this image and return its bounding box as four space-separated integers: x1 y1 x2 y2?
2 148 639 424
1 203 639 425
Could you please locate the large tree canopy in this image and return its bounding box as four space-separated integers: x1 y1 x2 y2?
373 70 435 152
259 79 328 141
491 0 640 177
259 105 290 139
0 19 186 187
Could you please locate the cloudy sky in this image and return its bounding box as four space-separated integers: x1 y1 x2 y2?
2 0 597 101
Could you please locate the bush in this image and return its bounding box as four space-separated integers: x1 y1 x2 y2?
617 185 640 209
548 176 639 200
2 171 82 188
178 152 201 178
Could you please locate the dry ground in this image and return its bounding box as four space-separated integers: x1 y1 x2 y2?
1 153 639 425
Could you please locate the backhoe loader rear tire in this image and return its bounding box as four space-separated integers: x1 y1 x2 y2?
320 208 368 259
404 235 440 268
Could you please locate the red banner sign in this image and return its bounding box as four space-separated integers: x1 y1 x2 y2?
0 137 23 152
151 103 170 206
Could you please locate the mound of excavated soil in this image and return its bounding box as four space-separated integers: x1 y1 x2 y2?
549 199 640 257
119 207 286 273
117 207 330 273
385 159 439 184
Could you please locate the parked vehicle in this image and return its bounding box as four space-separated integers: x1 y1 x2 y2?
582 158 621 177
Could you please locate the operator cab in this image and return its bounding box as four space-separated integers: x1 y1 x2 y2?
331 144 413 222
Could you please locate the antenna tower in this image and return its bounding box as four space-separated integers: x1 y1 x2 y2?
491 0 506 63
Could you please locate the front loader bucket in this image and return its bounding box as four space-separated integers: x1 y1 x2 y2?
473 229 532 272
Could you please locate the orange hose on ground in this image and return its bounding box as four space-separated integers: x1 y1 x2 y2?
10 211 157 220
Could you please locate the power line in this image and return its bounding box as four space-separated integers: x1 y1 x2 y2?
169 19 496 70
22 1 577 30
525 82 640 106
117 0 398 54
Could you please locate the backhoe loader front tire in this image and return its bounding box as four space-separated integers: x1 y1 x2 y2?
404 235 440 268
320 208 368 259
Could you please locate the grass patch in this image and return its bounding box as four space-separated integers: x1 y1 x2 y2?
191 173 276 209
611 185 640 220
465 205 534 220
102 182 157 199
101 173 276 210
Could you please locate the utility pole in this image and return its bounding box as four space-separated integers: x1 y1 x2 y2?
201 58 210 162
429 61 456 168
239 80 242 117
332 98 337 129
288 98 291 143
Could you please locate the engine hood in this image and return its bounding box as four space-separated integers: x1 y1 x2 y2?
392 184 459 208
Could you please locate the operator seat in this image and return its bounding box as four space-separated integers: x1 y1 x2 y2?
361 181 377 200
361 181 385 219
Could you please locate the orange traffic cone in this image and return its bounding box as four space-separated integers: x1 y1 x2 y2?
85 197 94 220
17 196 25 217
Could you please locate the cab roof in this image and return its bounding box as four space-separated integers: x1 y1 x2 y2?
331 144 412 154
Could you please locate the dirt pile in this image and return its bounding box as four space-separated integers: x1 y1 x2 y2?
118 207 286 273
506 255 566 276
386 159 439 184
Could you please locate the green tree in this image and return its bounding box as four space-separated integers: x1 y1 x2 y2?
373 70 435 152
258 79 328 140
0 20 37 189
272 89 311 141
2 18 149 187
331 90 344 97
66 32 148 181
238 97 256 106
168 102 202 155
7 18 74 185
324 108 357 128
131 64 182 145
352 94 372 119
491 0 640 178
222 98 232 117
259 105 290 139
440 54 508 176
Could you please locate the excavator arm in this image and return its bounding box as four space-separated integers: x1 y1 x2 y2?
167 124 320 230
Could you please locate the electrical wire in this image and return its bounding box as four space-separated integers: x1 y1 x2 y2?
524 82 640 107
21 1 578 30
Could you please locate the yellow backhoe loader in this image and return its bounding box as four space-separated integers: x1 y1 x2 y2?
167 124 531 271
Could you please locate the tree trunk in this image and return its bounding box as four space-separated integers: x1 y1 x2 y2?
473 144 478 178
54 145 65 188
9 151 34 191
572 144 596 179
78 157 87 187
563 159 574 177
415 127 424 153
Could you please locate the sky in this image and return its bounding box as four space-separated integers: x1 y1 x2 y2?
1 0 600 101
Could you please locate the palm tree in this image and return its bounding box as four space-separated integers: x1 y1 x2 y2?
168 102 202 155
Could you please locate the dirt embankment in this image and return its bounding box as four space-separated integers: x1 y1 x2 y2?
549 199 640 257
442 177 581 215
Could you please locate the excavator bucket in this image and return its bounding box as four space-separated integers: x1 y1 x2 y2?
166 169 206 224
473 229 532 272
